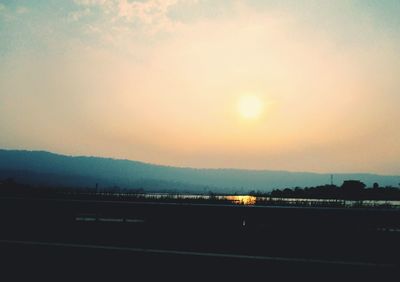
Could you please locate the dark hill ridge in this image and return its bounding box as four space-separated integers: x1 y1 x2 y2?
0 149 399 193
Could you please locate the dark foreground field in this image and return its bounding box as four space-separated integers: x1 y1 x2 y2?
0 196 399 280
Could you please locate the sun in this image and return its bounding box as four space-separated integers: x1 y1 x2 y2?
237 95 263 119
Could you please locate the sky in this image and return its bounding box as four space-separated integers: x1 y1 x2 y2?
0 0 400 174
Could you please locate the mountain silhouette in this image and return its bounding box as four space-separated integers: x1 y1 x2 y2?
0 149 399 193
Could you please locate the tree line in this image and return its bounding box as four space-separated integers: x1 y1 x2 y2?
250 180 400 200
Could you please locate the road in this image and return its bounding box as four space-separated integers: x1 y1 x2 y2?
0 196 399 279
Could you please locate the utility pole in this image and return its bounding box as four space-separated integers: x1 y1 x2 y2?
330 174 333 186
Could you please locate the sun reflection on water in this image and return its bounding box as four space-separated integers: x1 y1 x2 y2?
226 195 256 205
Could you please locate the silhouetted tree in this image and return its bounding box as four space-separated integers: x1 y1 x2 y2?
341 180 366 191
341 180 366 200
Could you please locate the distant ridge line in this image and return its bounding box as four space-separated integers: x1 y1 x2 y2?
0 149 399 192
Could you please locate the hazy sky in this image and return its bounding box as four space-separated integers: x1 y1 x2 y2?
1 0 400 174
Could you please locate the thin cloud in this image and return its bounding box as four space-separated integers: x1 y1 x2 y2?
68 8 91 22
0 4 13 21
73 0 198 33
74 0 110 5
16 6 29 14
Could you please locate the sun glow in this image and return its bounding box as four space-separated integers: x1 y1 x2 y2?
237 95 263 119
